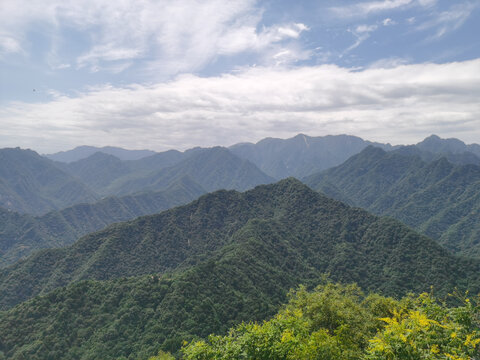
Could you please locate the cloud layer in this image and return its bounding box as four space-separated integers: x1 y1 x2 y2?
2 59 479 152
0 0 309 74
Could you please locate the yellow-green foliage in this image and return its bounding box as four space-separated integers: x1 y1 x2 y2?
182 284 480 360
149 350 175 360
366 292 480 360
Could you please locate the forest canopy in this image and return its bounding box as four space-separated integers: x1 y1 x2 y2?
180 283 480 360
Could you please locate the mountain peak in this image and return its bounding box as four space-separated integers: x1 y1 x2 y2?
46 145 156 163
424 134 441 141
417 134 467 154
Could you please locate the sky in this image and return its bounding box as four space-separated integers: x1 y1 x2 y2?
0 0 479 153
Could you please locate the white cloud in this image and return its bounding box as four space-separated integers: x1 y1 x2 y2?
416 2 478 39
329 0 438 18
55 63 70 69
417 0 437 7
330 0 412 18
343 24 378 54
369 57 410 68
1 59 479 152
382 18 396 26
217 23 309 55
356 24 379 33
0 0 309 76
0 34 22 55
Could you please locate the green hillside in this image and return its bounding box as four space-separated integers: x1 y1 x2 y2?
304 146 480 257
107 147 275 196
0 177 205 268
1 179 478 314
1 177 480 359
182 283 480 360
0 148 98 215
59 147 274 197
60 150 185 195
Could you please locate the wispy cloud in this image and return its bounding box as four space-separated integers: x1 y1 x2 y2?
329 0 439 18
343 24 378 55
0 0 309 76
382 18 396 26
330 0 413 18
415 2 479 39
1 59 479 152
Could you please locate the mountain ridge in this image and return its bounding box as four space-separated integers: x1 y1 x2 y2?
1 178 478 311
0 176 206 268
45 145 157 162
304 146 480 257
0 178 479 359
0 147 98 215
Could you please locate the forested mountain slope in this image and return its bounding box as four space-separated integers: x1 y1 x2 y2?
0 148 98 215
59 150 186 195
57 146 273 197
305 146 480 257
1 179 478 311
0 179 479 359
0 177 205 268
105 147 275 196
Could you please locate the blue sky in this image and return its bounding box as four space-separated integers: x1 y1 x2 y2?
0 0 479 153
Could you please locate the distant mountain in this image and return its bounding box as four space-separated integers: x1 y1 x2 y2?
0 179 479 359
58 152 133 191
59 150 186 195
106 146 275 196
305 146 480 257
57 147 273 197
393 145 480 166
416 134 480 157
0 148 98 215
229 134 396 179
0 177 205 268
45 145 157 162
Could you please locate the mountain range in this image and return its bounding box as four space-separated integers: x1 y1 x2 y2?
0 177 204 268
0 148 98 215
1 134 480 359
305 145 480 257
1 134 479 268
1 179 479 359
229 133 396 179
45 145 157 162
0 147 275 266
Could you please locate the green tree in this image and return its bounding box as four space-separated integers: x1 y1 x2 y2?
366 293 480 360
182 285 480 360
148 350 175 360
182 283 396 360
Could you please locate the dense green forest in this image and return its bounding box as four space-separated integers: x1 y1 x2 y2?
181 282 480 360
1 135 480 360
2 179 479 311
0 177 204 267
305 146 480 257
1 179 480 359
